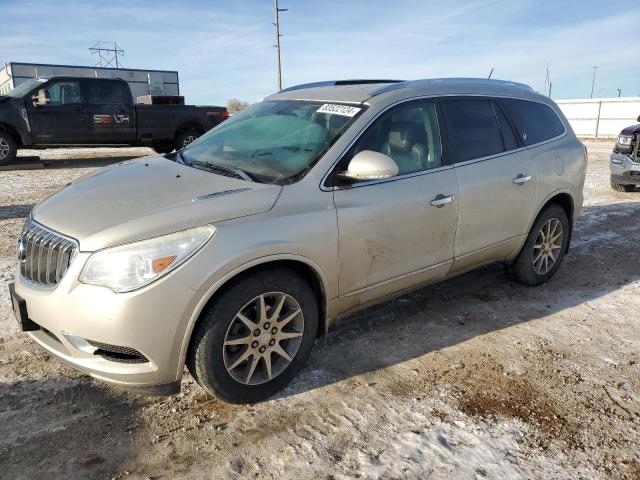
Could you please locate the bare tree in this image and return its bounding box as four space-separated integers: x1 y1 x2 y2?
227 99 250 113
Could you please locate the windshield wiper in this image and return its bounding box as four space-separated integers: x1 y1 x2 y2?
188 159 255 182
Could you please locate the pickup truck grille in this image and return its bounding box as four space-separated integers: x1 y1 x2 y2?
18 220 78 286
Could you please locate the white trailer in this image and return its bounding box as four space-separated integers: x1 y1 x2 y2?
0 62 179 101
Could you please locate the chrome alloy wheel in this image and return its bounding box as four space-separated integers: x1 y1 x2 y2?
223 292 304 385
532 218 563 275
0 138 9 160
182 135 197 148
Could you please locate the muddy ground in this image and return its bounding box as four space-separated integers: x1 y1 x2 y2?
0 142 638 479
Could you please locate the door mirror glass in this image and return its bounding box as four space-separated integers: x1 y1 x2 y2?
32 89 50 107
341 150 399 181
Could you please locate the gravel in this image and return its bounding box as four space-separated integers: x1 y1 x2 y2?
0 142 638 479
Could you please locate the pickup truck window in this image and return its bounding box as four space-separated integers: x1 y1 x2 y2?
87 80 128 105
6 77 48 98
180 100 364 185
46 81 83 105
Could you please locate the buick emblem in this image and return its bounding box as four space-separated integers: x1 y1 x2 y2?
16 237 27 263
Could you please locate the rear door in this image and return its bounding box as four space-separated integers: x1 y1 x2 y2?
440 97 538 272
333 100 458 299
86 80 135 144
27 79 89 143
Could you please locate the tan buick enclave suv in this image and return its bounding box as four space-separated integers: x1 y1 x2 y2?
9 78 587 403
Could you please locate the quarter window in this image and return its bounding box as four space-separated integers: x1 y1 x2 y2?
344 101 442 179
441 99 504 163
500 99 565 145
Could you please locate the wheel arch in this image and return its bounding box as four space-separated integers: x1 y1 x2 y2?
176 255 329 379
175 120 205 138
530 190 575 253
0 122 23 146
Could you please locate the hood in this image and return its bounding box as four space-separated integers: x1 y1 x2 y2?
33 156 282 251
620 124 640 135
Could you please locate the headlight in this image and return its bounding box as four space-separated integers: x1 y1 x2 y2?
79 225 215 292
617 135 633 146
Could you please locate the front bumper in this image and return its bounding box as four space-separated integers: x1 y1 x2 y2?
610 153 640 185
13 251 201 392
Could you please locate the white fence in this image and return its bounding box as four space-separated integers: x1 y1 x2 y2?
556 97 640 139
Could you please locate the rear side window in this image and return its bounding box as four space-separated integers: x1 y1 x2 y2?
87 81 128 105
501 99 565 145
441 99 504 163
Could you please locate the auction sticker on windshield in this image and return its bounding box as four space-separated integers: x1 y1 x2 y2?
316 104 362 117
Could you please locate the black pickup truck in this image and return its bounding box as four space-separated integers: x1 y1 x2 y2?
0 76 228 165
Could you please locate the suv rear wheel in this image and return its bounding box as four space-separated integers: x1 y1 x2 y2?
187 268 319 403
0 131 17 166
506 204 569 286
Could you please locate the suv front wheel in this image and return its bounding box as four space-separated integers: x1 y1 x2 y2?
187 268 319 403
506 204 570 286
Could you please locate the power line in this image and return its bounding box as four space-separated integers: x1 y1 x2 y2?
90 41 124 69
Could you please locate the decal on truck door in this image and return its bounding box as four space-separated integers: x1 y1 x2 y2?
93 114 130 125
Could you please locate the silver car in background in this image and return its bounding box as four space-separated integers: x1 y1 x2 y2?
9 78 587 403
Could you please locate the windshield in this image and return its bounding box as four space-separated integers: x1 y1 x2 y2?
6 77 49 98
180 100 365 184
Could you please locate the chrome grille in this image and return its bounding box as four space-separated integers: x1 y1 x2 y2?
18 220 78 286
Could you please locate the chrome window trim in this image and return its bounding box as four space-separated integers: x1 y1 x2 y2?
319 93 567 191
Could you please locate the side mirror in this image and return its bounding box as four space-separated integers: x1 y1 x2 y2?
341 150 399 181
31 89 50 107
637 115 640 123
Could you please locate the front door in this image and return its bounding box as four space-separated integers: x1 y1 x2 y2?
333 100 458 297
27 79 90 143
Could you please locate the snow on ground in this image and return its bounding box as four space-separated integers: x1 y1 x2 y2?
0 142 639 479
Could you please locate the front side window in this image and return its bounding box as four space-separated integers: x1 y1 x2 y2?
45 81 82 105
501 99 565 145
340 101 442 181
181 100 364 185
6 77 48 98
441 99 504 163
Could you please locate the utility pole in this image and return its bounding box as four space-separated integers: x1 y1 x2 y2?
273 0 287 91
590 66 598 99
617 88 622 98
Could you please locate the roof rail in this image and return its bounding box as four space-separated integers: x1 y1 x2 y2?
280 79 403 93
370 78 534 97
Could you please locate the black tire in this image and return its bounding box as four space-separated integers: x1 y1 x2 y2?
610 177 635 192
0 130 18 166
506 204 570 286
174 129 201 151
151 142 174 154
187 268 319 403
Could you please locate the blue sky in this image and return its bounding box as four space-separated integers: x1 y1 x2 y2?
2 0 639 105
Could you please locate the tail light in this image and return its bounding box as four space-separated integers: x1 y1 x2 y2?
222 111 229 121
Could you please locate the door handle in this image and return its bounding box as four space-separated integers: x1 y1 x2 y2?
430 194 455 207
513 174 532 185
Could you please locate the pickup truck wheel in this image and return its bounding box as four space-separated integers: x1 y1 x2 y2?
0 132 17 166
187 268 319 403
175 130 201 151
610 177 635 192
152 142 174 154
505 204 569 286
